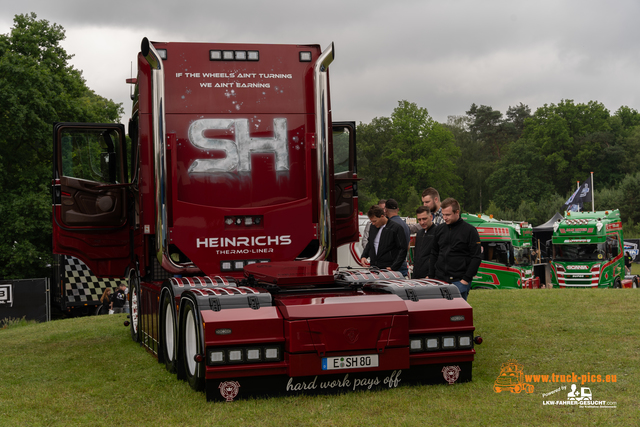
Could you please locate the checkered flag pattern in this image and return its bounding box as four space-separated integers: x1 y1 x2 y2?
64 256 125 305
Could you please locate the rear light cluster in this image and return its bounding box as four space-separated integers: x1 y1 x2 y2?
220 259 270 272
206 345 283 365
410 334 474 353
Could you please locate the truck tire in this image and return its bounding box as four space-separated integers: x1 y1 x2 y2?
160 291 178 373
614 277 622 289
128 270 141 342
181 298 205 392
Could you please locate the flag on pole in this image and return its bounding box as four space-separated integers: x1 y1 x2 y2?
564 176 593 212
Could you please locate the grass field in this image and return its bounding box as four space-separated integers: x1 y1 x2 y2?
1 289 638 427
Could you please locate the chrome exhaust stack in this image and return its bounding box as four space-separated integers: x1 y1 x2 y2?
141 38 200 274
306 43 335 261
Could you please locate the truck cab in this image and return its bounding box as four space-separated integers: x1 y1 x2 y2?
550 210 625 288
463 214 539 289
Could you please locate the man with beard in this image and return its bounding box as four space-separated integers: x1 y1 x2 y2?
422 187 444 226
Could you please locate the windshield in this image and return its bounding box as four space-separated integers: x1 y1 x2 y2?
513 247 532 266
553 243 605 261
482 242 513 265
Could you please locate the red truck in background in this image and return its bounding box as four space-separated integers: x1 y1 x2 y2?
52 38 480 401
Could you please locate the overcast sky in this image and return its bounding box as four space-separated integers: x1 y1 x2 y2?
3 1 640 124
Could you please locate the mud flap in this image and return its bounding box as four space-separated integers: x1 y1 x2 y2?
205 361 472 401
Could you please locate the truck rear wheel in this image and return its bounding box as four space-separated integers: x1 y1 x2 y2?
160 291 178 373
181 298 205 392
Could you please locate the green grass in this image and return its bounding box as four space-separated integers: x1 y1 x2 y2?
0 316 35 329
1 290 638 427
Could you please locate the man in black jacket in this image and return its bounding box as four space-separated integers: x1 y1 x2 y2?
413 206 436 279
361 206 408 273
428 198 481 300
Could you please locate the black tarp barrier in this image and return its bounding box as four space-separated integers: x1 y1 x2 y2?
0 278 50 323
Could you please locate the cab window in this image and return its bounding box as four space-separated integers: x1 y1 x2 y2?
60 128 124 184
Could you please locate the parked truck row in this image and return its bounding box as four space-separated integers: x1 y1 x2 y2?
340 211 639 290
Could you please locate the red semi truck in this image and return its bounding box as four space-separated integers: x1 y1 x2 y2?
52 38 480 401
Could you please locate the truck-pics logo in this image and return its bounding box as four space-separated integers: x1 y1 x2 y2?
188 118 289 174
196 235 291 248
494 359 534 393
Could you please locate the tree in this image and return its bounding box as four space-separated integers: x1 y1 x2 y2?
485 138 554 212
447 103 531 213
446 114 488 212
0 13 123 279
357 101 461 215
522 100 611 196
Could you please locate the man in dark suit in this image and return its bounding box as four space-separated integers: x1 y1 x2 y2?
412 206 436 279
361 206 407 274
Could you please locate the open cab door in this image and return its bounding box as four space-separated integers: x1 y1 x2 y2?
52 123 130 278
332 121 360 247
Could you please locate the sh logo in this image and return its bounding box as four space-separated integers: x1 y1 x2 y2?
188 118 289 174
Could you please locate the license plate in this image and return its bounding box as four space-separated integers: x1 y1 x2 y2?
322 354 379 370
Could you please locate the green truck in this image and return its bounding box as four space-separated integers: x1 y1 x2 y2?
463 214 539 290
549 209 638 288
